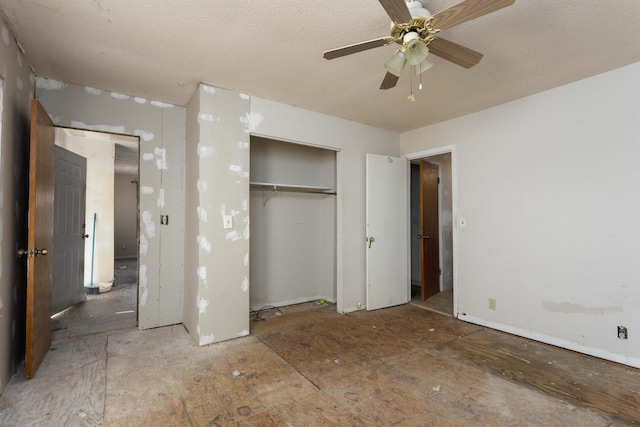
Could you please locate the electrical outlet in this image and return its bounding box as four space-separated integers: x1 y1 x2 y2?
488 298 496 311
618 326 628 340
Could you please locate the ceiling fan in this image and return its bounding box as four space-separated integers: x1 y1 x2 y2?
323 0 515 97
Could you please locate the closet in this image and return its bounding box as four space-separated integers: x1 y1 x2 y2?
250 136 336 309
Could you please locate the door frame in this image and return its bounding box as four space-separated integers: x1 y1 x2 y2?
404 145 458 317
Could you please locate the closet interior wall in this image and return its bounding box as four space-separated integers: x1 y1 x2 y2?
250 136 336 309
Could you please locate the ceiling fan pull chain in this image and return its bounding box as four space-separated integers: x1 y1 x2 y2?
408 68 415 102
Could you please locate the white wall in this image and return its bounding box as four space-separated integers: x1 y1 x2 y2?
250 96 399 313
0 18 35 395
55 129 115 285
400 61 640 367
36 81 186 329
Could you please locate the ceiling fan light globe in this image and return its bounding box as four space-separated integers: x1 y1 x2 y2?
406 41 429 66
385 49 407 77
415 58 433 75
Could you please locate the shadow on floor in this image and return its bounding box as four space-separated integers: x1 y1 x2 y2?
51 258 137 343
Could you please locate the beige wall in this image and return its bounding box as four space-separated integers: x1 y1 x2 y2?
114 173 137 259
0 18 35 394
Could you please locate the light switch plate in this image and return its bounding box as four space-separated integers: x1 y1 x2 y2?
223 215 233 229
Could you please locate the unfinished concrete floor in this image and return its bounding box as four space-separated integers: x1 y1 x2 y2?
1 299 640 425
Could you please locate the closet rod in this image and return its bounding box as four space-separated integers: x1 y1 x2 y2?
250 182 336 206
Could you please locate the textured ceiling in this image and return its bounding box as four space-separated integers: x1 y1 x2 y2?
1 0 640 132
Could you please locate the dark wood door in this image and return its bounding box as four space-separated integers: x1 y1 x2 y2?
420 160 439 300
25 99 55 378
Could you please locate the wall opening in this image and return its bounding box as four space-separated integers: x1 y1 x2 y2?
51 127 140 338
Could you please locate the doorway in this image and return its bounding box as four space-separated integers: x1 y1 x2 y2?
51 128 139 339
409 151 454 316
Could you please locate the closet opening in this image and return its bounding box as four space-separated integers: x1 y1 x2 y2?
249 136 337 321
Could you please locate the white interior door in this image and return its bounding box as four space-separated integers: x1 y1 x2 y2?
366 153 409 311
53 145 87 314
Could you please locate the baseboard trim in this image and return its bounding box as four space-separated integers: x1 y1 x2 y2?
458 314 640 369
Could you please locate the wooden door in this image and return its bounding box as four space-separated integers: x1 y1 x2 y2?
52 145 87 314
25 99 55 378
366 154 409 311
420 160 439 300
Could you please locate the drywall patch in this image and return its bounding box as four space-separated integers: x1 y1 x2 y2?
142 210 156 238
154 148 168 170
241 276 249 292
140 186 154 195
36 78 67 90
197 235 211 252
200 334 215 346
197 144 215 158
238 329 249 337
142 152 154 162
70 121 126 134
240 112 263 132
111 92 130 100
242 199 248 211
85 87 102 95
17 52 22 67
239 93 250 100
150 100 174 109
202 85 216 95
197 180 208 193
197 206 207 222
157 189 165 208
229 164 242 173
198 113 215 123
139 264 148 306
542 301 624 316
134 130 154 142
16 76 23 90
140 234 148 256
1 26 9 45
237 141 249 150
243 253 249 266
243 217 250 240
197 266 207 281
197 295 209 314
225 231 240 241
134 97 147 104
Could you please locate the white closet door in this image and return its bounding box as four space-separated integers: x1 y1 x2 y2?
366 154 409 311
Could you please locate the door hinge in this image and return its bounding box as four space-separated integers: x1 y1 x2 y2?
437 177 440 184
439 268 442 276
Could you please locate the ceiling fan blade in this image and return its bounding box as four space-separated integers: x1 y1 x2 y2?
324 37 392 60
380 72 399 90
431 0 515 31
378 0 412 23
428 37 483 68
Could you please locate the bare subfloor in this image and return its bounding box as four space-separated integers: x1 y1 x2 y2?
2 300 640 425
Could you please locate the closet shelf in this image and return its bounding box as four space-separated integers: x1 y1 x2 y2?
250 182 336 195
250 182 336 205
